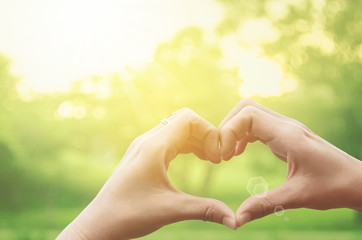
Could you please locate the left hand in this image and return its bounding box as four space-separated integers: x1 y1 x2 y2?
57 108 236 240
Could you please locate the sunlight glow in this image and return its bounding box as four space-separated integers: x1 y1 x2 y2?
239 58 283 97
57 101 75 118
298 30 335 54
238 18 280 44
56 101 88 119
92 107 106 120
0 0 223 93
56 101 108 120
16 82 36 102
219 35 297 98
117 67 153 125
238 56 297 98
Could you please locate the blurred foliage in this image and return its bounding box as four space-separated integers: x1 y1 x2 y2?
0 0 361 238
216 0 362 157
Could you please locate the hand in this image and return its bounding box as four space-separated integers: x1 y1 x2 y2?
219 99 362 228
57 108 236 240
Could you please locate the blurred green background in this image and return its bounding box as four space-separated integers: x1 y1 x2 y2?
0 0 362 239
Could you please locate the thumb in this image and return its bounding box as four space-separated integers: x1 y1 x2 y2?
176 193 237 230
236 181 300 228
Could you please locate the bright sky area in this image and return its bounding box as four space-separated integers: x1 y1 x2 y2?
0 0 297 97
0 0 224 92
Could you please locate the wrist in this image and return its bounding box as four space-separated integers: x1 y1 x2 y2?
57 222 87 240
68 193 135 240
71 198 122 240
58 196 121 240
346 159 362 211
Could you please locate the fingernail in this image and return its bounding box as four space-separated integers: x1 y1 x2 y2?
222 217 236 230
237 212 251 227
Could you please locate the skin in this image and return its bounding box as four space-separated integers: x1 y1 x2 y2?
218 99 362 228
58 99 362 238
57 108 236 240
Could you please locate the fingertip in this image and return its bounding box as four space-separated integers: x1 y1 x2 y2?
204 128 221 162
219 127 237 161
180 195 235 228
236 212 251 228
221 147 235 161
222 217 237 230
209 156 222 164
234 140 247 156
205 148 220 162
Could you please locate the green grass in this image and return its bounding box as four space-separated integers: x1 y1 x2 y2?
1 206 361 240
141 229 362 240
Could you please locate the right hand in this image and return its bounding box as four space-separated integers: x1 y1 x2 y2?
219 99 362 228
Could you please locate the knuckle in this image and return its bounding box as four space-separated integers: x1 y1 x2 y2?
279 123 314 152
180 107 200 124
240 105 258 116
203 202 217 222
179 107 195 116
238 98 255 108
289 118 312 134
258 196 274 217
220 124 236 139
247 195 274 220
295 120 307 129
294 118 309 129
221 124 232 134
251 196 274 219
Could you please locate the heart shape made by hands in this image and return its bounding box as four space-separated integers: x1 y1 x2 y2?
170 99 323 229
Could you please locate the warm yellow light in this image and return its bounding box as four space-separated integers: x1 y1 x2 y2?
238 56 297 98
239 57 283 98
219 35 297 98
57 101 74 118
56 101 88 119
0 0 223 93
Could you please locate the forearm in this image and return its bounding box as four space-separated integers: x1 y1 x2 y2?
308 135 362 211
57 222 86 240
57 198 117 240
57 190 138 240
346 157 362 211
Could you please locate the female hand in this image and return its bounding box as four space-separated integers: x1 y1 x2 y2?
219 99 362 228
57 108 236 240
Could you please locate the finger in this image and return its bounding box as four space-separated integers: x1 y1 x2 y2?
174 193 237 230
220 105 283 160
157 108 220 163
234 133 258 156
178 136 219 161
219 99 311 133
179 142 209 161
234 138 247 156
127 114 178 153
236 181 300 228
219 99 281 128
